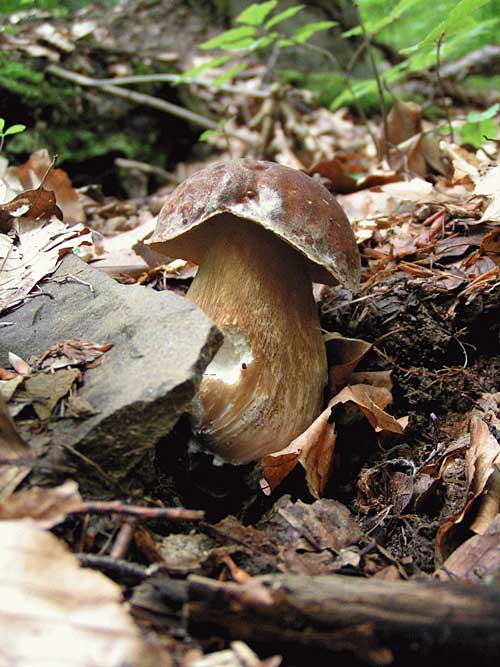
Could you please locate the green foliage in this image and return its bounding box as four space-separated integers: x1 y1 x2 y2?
332 0 500 110
0 117 26 153
0 57 76 105
8 125 145 164
182 2 337 87
460 103 499 148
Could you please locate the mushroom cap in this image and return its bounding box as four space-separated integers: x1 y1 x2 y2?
147 159 361 290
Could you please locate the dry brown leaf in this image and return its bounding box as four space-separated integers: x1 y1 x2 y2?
0 187 62 228
325 333 372 394
0 520 166 667
261 405 336 499
436 415 500 560
0 396 33 502
330 384 404 434
349 370 393 391
0 218 92 314
0 479 82 528
386 101 422 146
9 149 85 223
481 228 500 264
436 514 500 583
309 155 399 194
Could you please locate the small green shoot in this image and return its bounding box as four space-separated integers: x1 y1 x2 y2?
0 118 26 153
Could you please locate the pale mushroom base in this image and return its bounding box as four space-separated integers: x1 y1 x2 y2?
186 217 328 464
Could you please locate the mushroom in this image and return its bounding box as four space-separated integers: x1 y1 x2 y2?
147 159 360 464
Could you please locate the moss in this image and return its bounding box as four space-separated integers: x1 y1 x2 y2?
0 56 77 106
9 126 143 163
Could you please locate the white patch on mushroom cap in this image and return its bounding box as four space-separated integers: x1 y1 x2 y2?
232 184 283 222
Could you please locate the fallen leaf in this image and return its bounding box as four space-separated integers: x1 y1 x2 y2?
481 228 500 264
330 384 404 434
436 513 500 583
325 333 372 394
0 479 82 528
9 149 85 223
0 218 92 314
261 405 336 499
0 520 165 666
0 396 33 502
15 368 80 420
436 415 500 560
386 101 422 146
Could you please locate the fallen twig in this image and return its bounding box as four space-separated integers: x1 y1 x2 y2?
46 64 255 146
71 499 204 521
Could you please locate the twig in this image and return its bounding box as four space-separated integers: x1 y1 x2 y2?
77 72 270 99
110 518 136 559
114 157 179 184
76 553 150 582
46 64 254 146
436 33 455 143
71 499 204 521
355 0 388 160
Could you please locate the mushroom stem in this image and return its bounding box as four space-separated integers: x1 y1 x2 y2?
186 216 327 464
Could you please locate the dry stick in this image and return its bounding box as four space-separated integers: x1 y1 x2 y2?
436 32 455 143
71 499 204 521
80 72 270 99
187 573 500 662
114 157 180 184
110 518 136 560
46 64 254 146
355 0 388 161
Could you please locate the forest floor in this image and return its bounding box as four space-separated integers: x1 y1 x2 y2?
1 50 500 667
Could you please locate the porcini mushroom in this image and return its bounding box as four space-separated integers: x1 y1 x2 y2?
147 160 360 464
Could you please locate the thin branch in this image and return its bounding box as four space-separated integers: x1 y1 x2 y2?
114 157 179 184
86 72 270 99
355 0 388 160
71 499 204 521
436 33 455 143
46 64 254 145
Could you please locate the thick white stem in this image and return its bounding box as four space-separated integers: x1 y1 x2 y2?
187 217 327 464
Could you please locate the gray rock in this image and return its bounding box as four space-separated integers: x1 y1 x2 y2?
0 254 221 488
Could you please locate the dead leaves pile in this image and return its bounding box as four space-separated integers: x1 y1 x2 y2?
0 150 92 314
261 334 407 499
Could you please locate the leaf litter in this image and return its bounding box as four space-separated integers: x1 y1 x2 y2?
1 70 500 667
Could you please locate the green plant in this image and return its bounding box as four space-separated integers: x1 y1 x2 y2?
332 0 500 110
0 117 26 152
179 1 337 88
459 103 499 148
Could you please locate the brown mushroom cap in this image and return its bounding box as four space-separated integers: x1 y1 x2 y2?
147 159 360 291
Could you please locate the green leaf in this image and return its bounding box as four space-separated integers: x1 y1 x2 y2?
177 56 231 82
265 5 304 29
278 37 294 47
292 20 337 44
460 117 498 148
246 33 279 51
236 1 278 26
4 124 26 136
212 63 247 87
400 0 491 54
0 118 4 133
200 26 256 50
198 129 216 142
343 0 421 38
467 103 499 123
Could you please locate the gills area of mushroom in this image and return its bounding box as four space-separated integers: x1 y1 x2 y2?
186 215 327 464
